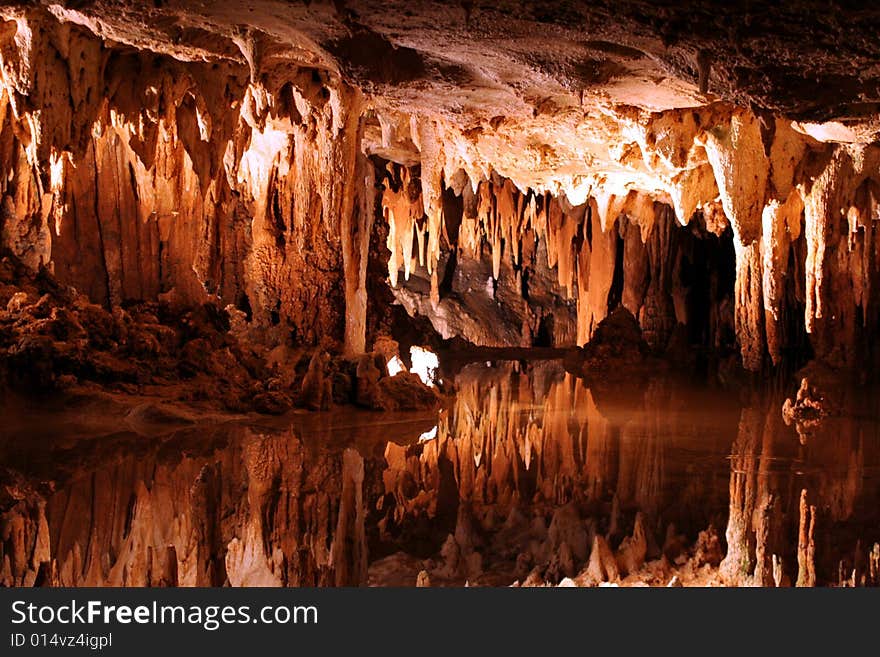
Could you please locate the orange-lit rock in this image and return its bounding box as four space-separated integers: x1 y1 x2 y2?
1 1 880 590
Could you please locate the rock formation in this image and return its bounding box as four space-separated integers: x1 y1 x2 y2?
0 2 875 378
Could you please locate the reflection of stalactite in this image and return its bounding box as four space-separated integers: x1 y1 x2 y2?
721 406 761 584
616 384 666 518
796 489 817 587
721 393 880 586
721 402 806 586
0 428 368 587
379 362 732 564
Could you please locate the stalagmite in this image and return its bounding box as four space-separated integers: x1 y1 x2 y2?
586 535 620 583
616 513 649 576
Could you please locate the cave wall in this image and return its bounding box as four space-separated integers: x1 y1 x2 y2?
0 8 879 371
0 14 368 352
374 109 880 371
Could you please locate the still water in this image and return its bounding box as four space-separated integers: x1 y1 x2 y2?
1 360 878 587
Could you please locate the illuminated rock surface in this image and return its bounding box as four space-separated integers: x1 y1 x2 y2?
0 2 878 371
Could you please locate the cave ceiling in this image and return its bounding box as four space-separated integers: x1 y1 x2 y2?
29 0 880 187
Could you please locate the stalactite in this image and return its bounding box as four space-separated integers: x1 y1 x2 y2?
578 201 617 345
762 191 803 364
414 119 444 285
593 188 627 233
342 145 375 354
668 164 719 227
703 111 769 370
621 215 650 318
4 6 880 376
382 166 423 288
381 162 736 356
0 15 378 350
803 147 880 366
544 196 578 297
334 88 371 356
621 192 658 241
733 240 766 370
640 205 678 350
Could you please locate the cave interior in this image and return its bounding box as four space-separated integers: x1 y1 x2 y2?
1 1 880 588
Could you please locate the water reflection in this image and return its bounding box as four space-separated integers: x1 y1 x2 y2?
0 397 432 587
375 361 738 585
722 397 880 586
1 361 879 587
372 362 880 585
